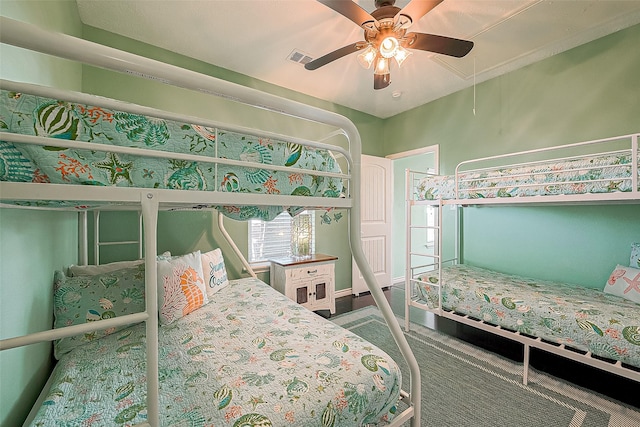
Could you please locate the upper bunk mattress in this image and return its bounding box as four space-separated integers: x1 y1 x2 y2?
29 276 401 426
415 264 640 369
414 152 639 201
0 87 343 220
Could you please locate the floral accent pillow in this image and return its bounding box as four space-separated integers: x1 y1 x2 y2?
201 248 229 298
53 265 145 359
605 264 640 304
631 243 640 268
157 250 208 324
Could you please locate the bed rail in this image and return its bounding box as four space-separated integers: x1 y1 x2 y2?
409 132 639 205
0 16 421 427
0 77 352 202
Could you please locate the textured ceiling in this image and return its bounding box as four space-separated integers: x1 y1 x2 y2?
76 0 640 118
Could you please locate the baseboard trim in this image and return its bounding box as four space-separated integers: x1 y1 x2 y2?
335 276 404 299
335 288 352 299
392 276 405 286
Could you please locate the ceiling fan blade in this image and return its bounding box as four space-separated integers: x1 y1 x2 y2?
405 32 474 58
396 0 443 27
304 43 361 70
374 73 391 90
316 0 377 28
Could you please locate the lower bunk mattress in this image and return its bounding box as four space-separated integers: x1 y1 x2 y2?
415 264 640 369
29 277 401 426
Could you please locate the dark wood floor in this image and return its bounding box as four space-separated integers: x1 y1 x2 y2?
320 285 638 409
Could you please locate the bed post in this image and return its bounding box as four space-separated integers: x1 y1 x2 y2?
523 343 530 385
94 211 100 265
405 168 412 332
351 146 422 427
632 133 638 194
141 193 160 427
438 200 444 316
78 211 88 266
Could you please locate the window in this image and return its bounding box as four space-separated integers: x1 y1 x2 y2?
248 211 315 264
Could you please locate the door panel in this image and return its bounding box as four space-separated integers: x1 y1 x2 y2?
352 155 392 295
315 282 327 300
296 286 308 305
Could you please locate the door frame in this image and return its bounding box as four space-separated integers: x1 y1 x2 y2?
387 144 439 285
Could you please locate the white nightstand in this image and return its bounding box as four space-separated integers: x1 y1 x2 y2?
269 254 337 314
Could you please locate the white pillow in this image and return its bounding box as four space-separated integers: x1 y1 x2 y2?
201 248 229 298
604 264 640 304
68 259 144 276
157 250 208 324
68 252 171 276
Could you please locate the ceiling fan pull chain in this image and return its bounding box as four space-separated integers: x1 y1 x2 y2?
473 56 476 116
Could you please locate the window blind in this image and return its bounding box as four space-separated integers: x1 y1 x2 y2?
248 211 315 263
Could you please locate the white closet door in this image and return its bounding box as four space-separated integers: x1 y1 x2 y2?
352 155 392 296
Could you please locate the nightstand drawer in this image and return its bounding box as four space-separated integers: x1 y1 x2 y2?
288 263 332 281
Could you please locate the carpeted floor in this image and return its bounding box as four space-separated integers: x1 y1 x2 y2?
331 306 640 427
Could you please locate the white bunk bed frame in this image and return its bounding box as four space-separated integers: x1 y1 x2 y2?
405 132 640 385
0 17 420 427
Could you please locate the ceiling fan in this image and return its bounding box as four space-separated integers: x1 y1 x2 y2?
305 0 474 89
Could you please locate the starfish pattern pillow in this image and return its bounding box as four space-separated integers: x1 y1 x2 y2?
605 264 640 304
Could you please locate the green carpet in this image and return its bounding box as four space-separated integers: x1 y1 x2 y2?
331 306 640 427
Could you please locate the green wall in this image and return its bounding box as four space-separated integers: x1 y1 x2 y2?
462 205 639 287
383 23 640 288
0 2 82 425
384 24 640 169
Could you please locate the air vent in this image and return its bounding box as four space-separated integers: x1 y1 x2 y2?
288 50 313 65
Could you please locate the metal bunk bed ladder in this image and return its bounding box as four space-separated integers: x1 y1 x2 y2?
93 211 143 265
405 169 445 330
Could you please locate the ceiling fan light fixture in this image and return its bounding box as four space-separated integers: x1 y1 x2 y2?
393 45 411 67
357 44 377 69
308 0 474 90
374 56 390 75
379 36 399 58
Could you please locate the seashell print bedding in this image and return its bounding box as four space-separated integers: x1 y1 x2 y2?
29 277 401 426
416 264 640 368
0 88 343 221
415 153 638 201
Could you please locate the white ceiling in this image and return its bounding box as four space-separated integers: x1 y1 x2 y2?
76 0 640 119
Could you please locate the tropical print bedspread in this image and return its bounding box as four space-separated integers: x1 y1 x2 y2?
0 87 342 220
30 278 401 427
415 152 639 201
415 264 640 368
